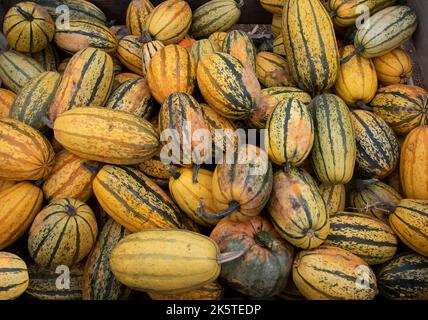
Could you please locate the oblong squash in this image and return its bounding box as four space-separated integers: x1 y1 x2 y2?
223 30 257 71
319 183 346 214
137 148 180 186
373 48 413 86
256 51 295 88
116 35 144 75
113 72 140 90
126 0 154 36
142 40 164 76
190 39 219 64
149 282 224 300
0 252 29 300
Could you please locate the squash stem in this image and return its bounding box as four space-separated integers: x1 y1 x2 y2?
236 0 245 9
192 164 200 184
107 19 116 28
254 231 275 250
352 178 379 192
329 10 337 18
16 6 33 22
140 29 153 42
34 179 44 188
197 200 240 219
355 101 372 111
341 46 364 65
41 115 54 129
167 167 181 180
217 249 247 264
284 162 291 173
80 162 100 174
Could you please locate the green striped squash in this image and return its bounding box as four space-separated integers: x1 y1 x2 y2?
190 0 242 39
351 110 399 179
190 39 220 64
126 0 154 36
83 219 131 300
92 165 184 233
138 148 181 187
223 30 257 71
260 0 285 14
26 262 84 300
325 212 397 265
48 47 114 121
272 35 285 56
54 20 118 54
319 183 346 214
142 40 164 76
0 51 44 93
377 252 428 300
27 44 59 71
353 5 418 58
282 0 339 96
117 35 144 76
256 51 295 88
28 198 98 268
10 71 61 131
0 252 29 300
311 94 356 185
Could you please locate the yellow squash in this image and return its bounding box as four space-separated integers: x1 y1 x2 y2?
373 48 413 85
0 89 16 118
0 252 29 300
126 0 154 36
117 35 144 76
256 52 295 88
319 184 346 214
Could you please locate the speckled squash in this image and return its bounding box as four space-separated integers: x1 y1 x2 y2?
319 183 346 214
126 0 154 36
256 52 295 88
208 32 227 50
373 48 413 85
223 30 257 71
0 252 29 300
27 43 59 71
113 72 140 90
260 0 285 14
116 35 144 75
0 89 16 118
141 40 164 75
272 35 285 56
137 148 180 187
190 39 219 64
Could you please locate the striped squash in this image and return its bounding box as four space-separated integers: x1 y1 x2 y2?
0 252 29 300
146 0 192 45
387 169 402 195
27 44 59 71
260 0 285 14
54 20 118 54
209 31 227 50
28 198 98 268
0 179 16 192
117 35 144 75
106 77 152 118
190 0 241 39
42 150 99 202
327 0 396 27
371 85 428 136
138 148 180 186
311 94 356 185
93 165 183 232
113 72 140 90
149 282 224 300
400 126 428 200
3 2 55 53
190 39 219 64
53 107 159 165
272 35 285 56
57 57 70 74
83 218 131 300
250 86 311 129
335 45 378 107
293 246 378 300
319 183 346 214
48 48 114 121
223 30 257 71
0 88 16 118
147 44 196 104
26 262 84 300
111 56 123 75
349 179 402 223
256 51 295 88
268 167 329 249
197 52 261 120
282 0 339 96
0 182 43 250
0 119 54 181
325 212 397 265
10 71 61 131
265 98 314 167
271 14 282 37
142 40 164 75
353 5 418 58
110 229 221 294
373 48 413 86
389 199 428 257
351 110 399 179
377 252 428 300
126 0 154 36
0 51 44 93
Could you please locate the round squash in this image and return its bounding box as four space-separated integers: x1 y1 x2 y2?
0 252 29 300
117 35 144 75
149 282 224 300
0 88 16 118
223 30 257 72
126 0 154 36
373 48 413 86
319 183 346 214
256 51 295 88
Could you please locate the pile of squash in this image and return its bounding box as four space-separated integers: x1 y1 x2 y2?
0 0 427 301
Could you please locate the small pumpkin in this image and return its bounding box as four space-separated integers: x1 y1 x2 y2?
373 48 413 86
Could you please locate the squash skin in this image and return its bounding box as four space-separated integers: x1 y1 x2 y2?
27 43 59 72
223 30 257 72
0 252 29 300
272 35 285 56
319 183 346 214
0 88 16 118
373 48 413 85
271 14 282 36
260 0 285 14
142 40 164 76
149 282 224 300
126 0 154 36
138 148 180 186
209 32 227 51
116 35 144 76
113 72 140 90
256 51 295 88
190 39 219 64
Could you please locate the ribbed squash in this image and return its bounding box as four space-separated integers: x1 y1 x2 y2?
293 246 378 300
389 199 428 257
0 182 43 250
0 51 44 93
268 167 329 249
271 14 281 36
373 48 413 85
400 126 428 200
28 198 98 268
371 85 428 136
146 0 192 44
149 282 224 300
48 47 114 121
0 179 16 192
272 35 285 56
349 179 402 223
116 35 144 75
147 44 196 103
42 150 99 202
327 0 396 27
141 40 164 76
319 183 346 214
325 212 397 265
54 107 159 165
256 52 295 88
0 89 16 118
265 98 314 167
250 86 311 129
335 45 378 107
137 148 180 186
377 253 428 300
223 30 257 71
113 72 140 90
282 0 339 96
126 0 154 36
190 39 219 64
197 52 261 120
190 0 241 39
209 32 227 50
0 252 29 300
0 119 54 181
3 2 55 53
93 165 183 232
10 71 60 131
311 94 356 185
83 219 131 300
26 262 84 300
260 0 285 14
351 110 399 179
106 77 152 118
54 19 118 54
27 44 59 71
